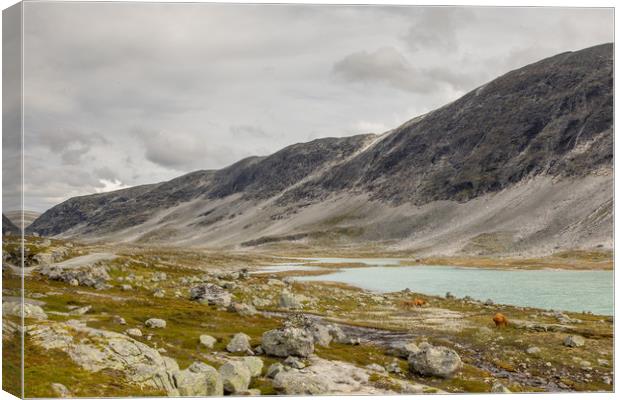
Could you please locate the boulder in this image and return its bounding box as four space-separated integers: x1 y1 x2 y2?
228 302 258 317
272 370 328 395
68 305 91 316
199 334 217 349
241 356 264 377
563 335 585 348
3 301 47 320
386 341 420 359
113 316 126 325
219 361 251 394
238 268 250 279
145 318 167 329
408 345 462 378
266 363 284 378
526 346 540 355
553 311 581 324
227 332 252 353
327 324 348 343
126 328 143 337
307 322 332 347
491 381 511 393
270 356 434 395
152 289 165 298
190 284 232 307
39 264 110 289
279 290 302 309
51 383 71 397
173 361 223 396
262 326 314 358
366 363 386 373
28 320 180 395
283 356 305 369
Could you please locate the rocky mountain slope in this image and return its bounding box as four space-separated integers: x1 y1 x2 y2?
28 43 613 256
2 214 20 235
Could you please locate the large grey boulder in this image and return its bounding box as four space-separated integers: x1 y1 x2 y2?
219 360 251 394
190 284 232 307
173 362 223 396
408 345 462 378
226 332 252 353
262 326 314 357
270 356 438 395
27 320 180 395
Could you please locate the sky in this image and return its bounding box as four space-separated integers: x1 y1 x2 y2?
4 3 614 212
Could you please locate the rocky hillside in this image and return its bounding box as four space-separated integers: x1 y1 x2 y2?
2 214 20 235
28 44 613 256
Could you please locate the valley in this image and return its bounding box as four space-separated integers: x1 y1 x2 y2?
2 236 614 396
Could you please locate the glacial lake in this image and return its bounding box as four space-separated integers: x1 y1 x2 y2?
291 263 613 315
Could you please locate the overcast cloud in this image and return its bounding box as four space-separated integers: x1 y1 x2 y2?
10 3 613 211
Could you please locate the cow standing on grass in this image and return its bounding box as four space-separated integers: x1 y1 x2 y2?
493 312 508 328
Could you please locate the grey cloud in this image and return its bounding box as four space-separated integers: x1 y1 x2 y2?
94 166 118 181
402 7 473 53
134 128 236 171
36 130 108 165
333 46 476 93
230 125 271 139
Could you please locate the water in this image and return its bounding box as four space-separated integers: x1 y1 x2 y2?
251 263 324 274
295 263 613 315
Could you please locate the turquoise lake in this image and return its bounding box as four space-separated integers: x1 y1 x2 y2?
294 263 614 315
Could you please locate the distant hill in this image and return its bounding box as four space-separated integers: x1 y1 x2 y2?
5 210 41 229
28 44 613 256
2 214 20 235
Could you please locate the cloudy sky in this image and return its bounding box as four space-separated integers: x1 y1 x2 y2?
12 3 614 211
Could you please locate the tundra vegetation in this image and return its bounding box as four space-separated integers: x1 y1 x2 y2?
2 235 613 397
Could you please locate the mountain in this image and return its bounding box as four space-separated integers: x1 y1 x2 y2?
4 210 41 229
2 214 20 235
28 43 613 256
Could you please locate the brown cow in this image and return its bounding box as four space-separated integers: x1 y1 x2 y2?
414 298 426 307
493 312 508 328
